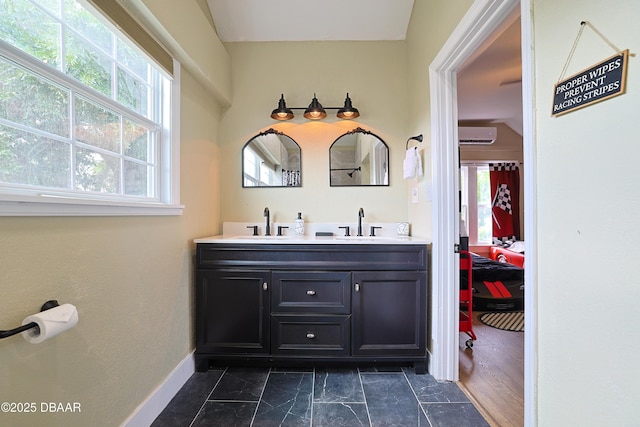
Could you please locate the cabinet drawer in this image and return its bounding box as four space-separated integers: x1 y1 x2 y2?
196 243 427 271
271 271 350 314
271 315 350 355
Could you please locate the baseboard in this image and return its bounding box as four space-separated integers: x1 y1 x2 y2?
121 351 195 427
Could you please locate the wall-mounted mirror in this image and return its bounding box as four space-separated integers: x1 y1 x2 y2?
329 127 389 186
242 129 301 187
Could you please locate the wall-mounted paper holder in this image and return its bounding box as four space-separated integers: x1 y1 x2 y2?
0 300 59 339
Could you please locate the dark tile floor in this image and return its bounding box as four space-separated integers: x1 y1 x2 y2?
152 365 489 426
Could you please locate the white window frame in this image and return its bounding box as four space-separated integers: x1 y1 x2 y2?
0 2 182 216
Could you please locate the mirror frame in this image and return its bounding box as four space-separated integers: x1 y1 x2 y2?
242 128 302 188
329 127 389 187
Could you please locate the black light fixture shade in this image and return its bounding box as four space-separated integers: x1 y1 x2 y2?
270 93 360 121
270 94 294 120
303 94 327 120
337 93 360 119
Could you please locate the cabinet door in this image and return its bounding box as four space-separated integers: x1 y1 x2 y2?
196 270 270 354
352 271 426 356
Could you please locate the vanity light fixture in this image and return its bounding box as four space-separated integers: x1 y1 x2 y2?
337 94 359 119
270 94 294 120
303 94 327 120
270 93 360 121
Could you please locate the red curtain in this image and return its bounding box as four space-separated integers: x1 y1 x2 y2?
490 163 520 244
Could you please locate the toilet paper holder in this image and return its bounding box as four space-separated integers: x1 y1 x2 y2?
0 300 60 339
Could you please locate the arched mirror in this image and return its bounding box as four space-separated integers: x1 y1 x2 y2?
242 129 301 187
329 127 389 186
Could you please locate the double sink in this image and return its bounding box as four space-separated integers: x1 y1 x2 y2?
194 222 428 245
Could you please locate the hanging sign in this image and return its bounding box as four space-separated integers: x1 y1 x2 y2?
552 49 628 116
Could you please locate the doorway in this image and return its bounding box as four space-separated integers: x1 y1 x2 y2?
428 0 536 425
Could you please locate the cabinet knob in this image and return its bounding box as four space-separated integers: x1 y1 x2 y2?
306 290 316 296
263 282 268 291
306 333 315 339
355 283 360 292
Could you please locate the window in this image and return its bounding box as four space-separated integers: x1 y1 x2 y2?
243 146 279 187
460 163 492 244
0 0 180 215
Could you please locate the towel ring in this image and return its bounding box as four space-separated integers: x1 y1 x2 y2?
406 134 423 149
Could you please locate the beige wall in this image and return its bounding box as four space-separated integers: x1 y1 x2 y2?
219 41 410 225
0 7 224 427
533 0 640 424
405 0 475 238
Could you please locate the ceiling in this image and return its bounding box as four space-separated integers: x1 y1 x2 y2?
457 16 523 135
206 0 522 134
207 0 415 42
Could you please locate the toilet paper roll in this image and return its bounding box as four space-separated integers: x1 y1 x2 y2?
21 304 78 344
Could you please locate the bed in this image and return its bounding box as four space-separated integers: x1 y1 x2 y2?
490 244 525 268
462 250 525 311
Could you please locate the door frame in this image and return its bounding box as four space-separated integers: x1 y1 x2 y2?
428 0 536 425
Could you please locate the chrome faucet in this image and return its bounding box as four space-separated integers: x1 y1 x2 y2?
263 207 271 236
357 208 364 236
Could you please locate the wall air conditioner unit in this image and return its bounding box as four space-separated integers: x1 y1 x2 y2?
459 127 497 145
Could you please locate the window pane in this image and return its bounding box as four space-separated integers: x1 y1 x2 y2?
63 0 112 53
0 58 70 137
0 124 71 188
117 40 147 80
75 96 120 153
477 168 492 244
35 0 61 18
75 147 119 193
118 67 148 116
478 203 492 243
124 159 149 196
0 0 61 68
65 31 112 97
123 119 150 161
477 168 491 205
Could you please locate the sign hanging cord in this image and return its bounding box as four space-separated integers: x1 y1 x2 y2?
557 21 631 83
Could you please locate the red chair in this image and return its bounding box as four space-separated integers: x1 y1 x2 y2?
460 250 476 348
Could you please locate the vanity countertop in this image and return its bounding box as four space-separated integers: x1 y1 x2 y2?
194 222 430 245
194 234 429 245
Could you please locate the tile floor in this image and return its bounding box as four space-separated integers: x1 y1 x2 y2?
152 365 489 426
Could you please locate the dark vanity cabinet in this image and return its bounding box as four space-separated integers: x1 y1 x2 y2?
195 243 428 373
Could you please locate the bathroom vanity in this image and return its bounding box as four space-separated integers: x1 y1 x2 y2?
194 234 429 373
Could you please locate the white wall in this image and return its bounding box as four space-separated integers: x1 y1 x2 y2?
533 0 640 424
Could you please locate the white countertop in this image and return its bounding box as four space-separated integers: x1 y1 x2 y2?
194 222 430 245
193 234 429 245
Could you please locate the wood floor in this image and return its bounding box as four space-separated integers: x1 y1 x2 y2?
457 311 524 427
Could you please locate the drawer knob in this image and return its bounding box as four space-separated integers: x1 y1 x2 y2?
306 290 316 296
355 283 360 292
306 333 315 339
263 282 268 291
